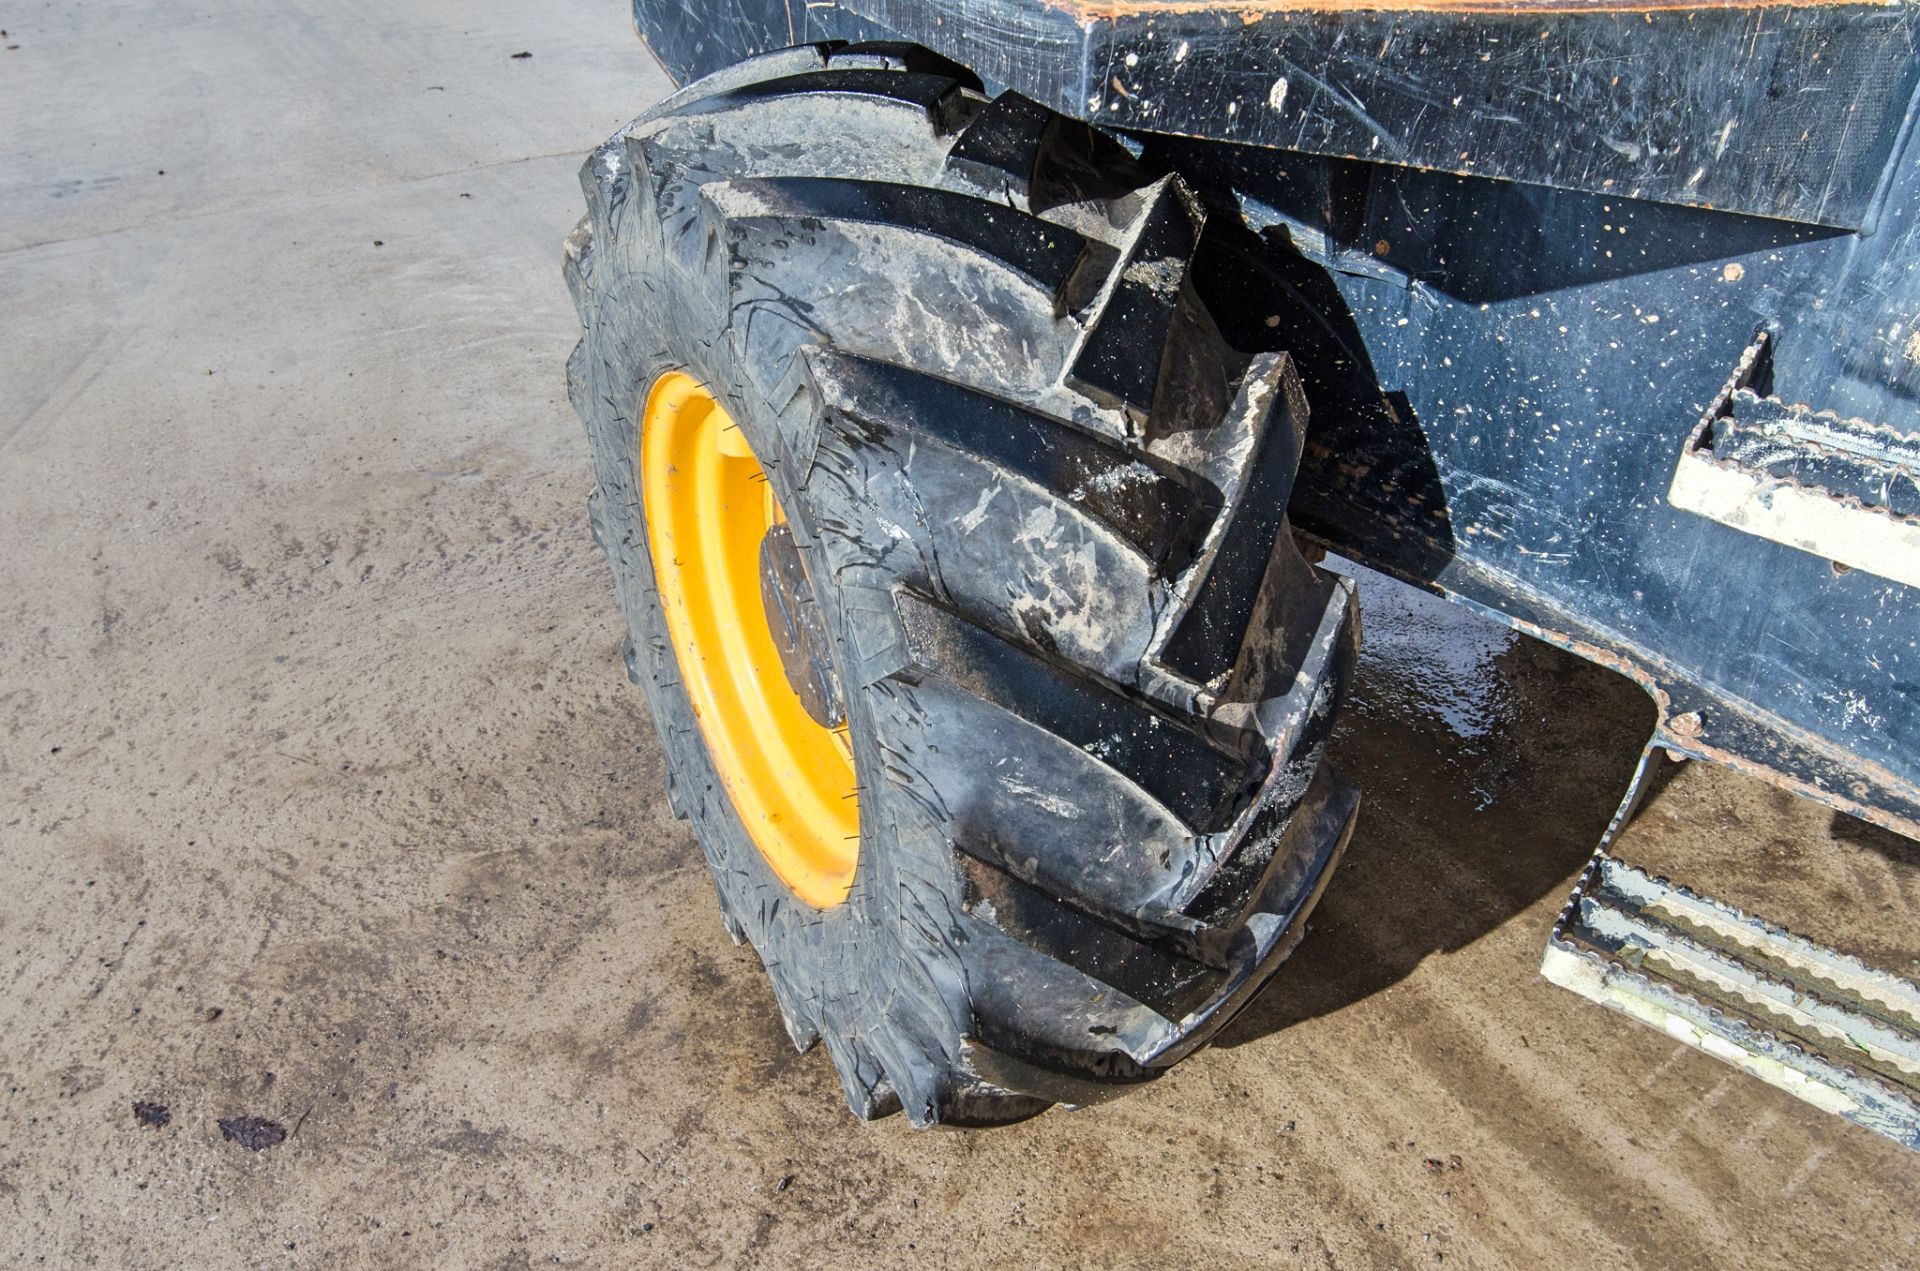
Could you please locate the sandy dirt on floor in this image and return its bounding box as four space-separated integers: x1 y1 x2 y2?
3 1 1916 1266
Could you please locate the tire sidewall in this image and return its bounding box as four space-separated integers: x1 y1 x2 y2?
573 167 960 1120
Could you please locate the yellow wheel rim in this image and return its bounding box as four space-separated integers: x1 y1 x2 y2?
640 371 859 908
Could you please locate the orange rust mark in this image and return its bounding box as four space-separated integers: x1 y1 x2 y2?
1290 534 1916 839
1048 0 1895 21
1520 620 1920 842
1677 736 1920 843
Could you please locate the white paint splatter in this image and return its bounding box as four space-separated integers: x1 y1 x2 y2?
1013 504 1060 548
956 485 1000 534
1070 463 1151 502
999 775 1079 819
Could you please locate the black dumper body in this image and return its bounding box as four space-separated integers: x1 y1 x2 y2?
631 0 1920 842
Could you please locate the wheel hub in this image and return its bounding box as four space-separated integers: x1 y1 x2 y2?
758 522 846 731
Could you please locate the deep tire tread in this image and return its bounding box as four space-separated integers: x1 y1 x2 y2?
569 44 1358 1125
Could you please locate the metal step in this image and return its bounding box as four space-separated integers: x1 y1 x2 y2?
1669 333 1920 588
1542 853 1920 1150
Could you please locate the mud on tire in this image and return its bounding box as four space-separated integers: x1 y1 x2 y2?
565 42 1361 1125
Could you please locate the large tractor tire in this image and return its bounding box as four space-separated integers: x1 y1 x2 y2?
564 42 1360 1126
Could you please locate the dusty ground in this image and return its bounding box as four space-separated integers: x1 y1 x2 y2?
3 2 1916 1267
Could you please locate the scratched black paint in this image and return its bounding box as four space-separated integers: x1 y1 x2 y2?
629 0 1920 837
638 0 1920 229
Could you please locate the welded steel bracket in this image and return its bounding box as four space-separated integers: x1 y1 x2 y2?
1544 853 1920 1150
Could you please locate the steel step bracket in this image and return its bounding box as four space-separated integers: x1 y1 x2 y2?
1543 852 1920 1150
1670 333 1920 588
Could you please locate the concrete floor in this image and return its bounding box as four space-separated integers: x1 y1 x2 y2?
3 2 1917 1266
